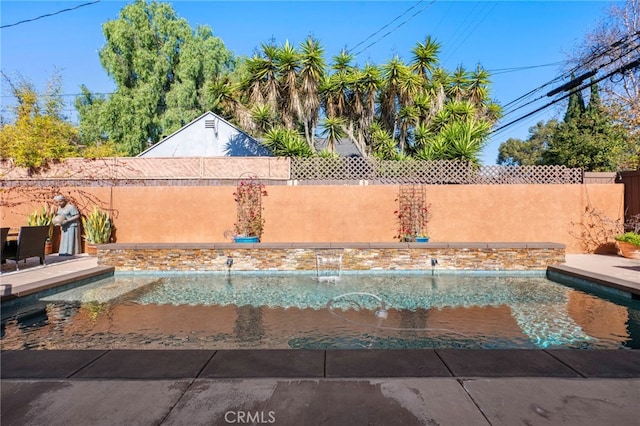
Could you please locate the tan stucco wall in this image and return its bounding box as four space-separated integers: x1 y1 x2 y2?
0 183 624 253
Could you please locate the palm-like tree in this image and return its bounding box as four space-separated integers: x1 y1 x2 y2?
277 41 302 130
440 119 491 164
350 63 381 155
467 65 490 106
263 126 313 157
206 76 252 132
447 66 469 102
250 104 274 135
298 36 325 149
256 43 280 114
410 36 441 79
320 116 346 152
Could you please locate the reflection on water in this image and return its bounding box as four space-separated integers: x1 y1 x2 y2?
1 274 639 350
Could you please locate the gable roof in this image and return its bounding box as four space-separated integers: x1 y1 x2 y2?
137 112 272 157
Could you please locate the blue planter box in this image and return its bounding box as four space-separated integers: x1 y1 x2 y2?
234 236 259 243
416 237 430 243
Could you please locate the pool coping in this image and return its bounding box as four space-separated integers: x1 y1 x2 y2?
547 264 640 298
2 349 640 379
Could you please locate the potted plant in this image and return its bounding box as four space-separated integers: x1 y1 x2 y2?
233 175 267 243
395 186 430 242
614 214 640 259
416 234 430 243
27 205 55 254
81 206 112 254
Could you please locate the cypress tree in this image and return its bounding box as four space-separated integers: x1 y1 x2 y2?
563 74 586 123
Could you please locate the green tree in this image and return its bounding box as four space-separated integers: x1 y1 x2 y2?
570 0 639 168
0 73 78 169
496 121 556 165
563 75 586 123
78 0 235 155
262 126 313 157
298 37 325 148
544 82 630 171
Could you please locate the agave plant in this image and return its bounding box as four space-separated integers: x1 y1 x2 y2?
26 205 55 241
82 206 112 244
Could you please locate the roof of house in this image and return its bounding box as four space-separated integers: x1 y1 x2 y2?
314 137 363 157
137 111 271 157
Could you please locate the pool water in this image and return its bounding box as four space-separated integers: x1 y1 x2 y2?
2 273 639 350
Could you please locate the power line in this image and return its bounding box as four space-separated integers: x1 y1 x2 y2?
0 1 101 29
488 62 565 75
442 1 498 65
504 37 638 116
491 57 640 136
348 0 426 54
349 0 437 58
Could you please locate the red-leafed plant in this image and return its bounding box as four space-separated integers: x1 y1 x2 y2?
233 175 268 239
395 185 430 242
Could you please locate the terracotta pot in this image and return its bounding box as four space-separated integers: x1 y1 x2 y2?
616 240 640 259
85 243 97 255
45 241 53 255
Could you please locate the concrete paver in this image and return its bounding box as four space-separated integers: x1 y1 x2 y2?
1 253 639 425
1 380 192 426
3 378 638 426
463 378 640 426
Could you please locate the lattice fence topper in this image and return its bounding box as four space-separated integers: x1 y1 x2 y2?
290 158 583 184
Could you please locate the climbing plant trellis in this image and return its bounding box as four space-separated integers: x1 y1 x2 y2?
233 174 267 240
395 185 430 242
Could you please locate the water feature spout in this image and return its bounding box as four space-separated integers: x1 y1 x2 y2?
430 258 438 276
316 250 343 282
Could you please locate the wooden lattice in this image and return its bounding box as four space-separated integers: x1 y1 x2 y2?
396 185 429 241
291 158 583 184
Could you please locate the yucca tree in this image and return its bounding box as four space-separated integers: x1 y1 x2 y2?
467 65 490 106
322 50 354 119
298 36 325 148
206 75 253 132
415 133 449 160
320 116 347 153
439 119 491 164
276 41 302 130
445 100 477 122
250 104 274 135
379 56 405 134
262 126 313 157
447 66 470 102
410 36 441 79
252 42 280 114
369 122 398 160
429 68 449 112
349 63 381 155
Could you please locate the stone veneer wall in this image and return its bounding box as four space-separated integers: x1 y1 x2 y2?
98 242 565 271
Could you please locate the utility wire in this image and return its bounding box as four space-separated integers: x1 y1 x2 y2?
500 38 639 120
491 57 640 135
348 0 426 54
443 1 498 65
350 0 437 58
0 1 101 29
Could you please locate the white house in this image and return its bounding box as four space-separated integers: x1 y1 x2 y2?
137 111 272 157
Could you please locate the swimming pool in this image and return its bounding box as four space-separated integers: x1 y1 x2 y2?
2 273 639 350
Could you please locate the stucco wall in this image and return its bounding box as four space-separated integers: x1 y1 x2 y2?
0 183 623 253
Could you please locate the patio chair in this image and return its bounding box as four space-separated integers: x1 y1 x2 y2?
1 227 9 263
1 225 49 270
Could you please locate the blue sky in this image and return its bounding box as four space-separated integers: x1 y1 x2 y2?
1 0 613 164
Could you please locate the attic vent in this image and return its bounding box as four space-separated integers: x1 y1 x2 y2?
205 119 216 129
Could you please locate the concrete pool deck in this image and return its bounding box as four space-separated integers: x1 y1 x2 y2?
1 253 639 425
